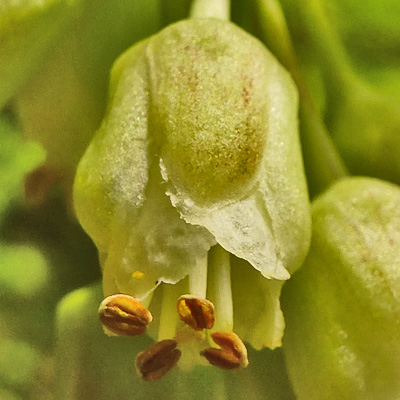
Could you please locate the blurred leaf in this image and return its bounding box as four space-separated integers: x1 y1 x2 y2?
320 0 400 67
0 115 45 219
0 244 49 299
0 0 80 108
0 338 41 387
0 388 23 400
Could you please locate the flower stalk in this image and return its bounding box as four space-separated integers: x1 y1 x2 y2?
284 0 400 185
190 0 230 20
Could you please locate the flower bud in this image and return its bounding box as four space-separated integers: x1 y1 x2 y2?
282 177 400 400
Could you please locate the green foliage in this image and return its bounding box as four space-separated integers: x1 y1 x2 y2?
0 115 45 218
0 0 79 108
0 244 48 298
0 338 41 387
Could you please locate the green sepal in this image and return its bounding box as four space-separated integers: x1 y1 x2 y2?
74 19 311 301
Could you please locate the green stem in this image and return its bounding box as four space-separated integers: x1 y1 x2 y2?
299 0 358 96
254 0 348 197
189 0 230 20
299 102 348 198
252 0 297 71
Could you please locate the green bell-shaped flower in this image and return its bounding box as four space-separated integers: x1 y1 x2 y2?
74 18 310 372
282 177 400 400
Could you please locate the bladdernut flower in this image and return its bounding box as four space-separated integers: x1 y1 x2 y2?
282 177 400 400
73 18 310 377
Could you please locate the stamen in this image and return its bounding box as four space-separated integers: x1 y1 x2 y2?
211 331 248 367
177 295 215 330
189 253 208 298
158 282 182 341
136 339 181 381
201 331 249 369
98 294 152 336
201 347 242 370
208 245 234 331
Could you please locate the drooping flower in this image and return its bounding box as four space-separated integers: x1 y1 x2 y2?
73 18 311 377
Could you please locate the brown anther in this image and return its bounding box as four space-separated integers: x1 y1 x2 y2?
201 347 242 370
201 331 249 370
177 294 215 331
98 294 153 336
136 339 181 381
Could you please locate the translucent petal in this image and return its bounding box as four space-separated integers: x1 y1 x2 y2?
231 257 285 349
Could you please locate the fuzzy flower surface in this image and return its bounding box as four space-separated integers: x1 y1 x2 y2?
73 17 311 370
